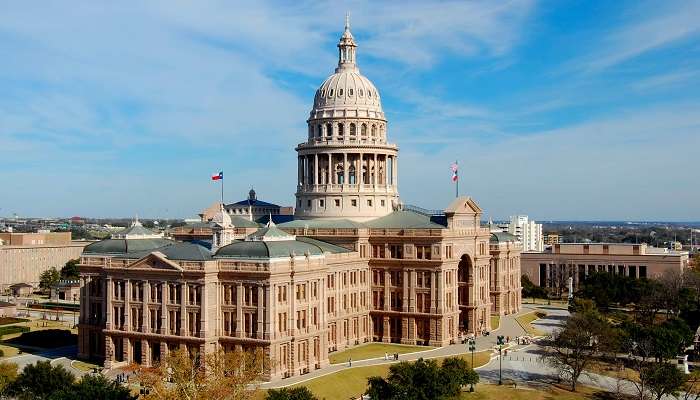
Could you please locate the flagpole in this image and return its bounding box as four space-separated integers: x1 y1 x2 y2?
455 160 459 198
221 172 224 205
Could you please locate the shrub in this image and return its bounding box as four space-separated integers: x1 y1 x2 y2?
0 318 29 326
0 326 30 338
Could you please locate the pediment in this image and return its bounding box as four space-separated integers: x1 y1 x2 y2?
444 196 482 215
126 251 183 271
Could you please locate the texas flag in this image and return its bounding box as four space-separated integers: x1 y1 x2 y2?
211 171 224 181
450 162 458 182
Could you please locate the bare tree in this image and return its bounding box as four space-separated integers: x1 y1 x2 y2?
135 347 268 400
542 309 607 391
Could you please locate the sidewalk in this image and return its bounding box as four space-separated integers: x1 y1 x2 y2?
260 307 535 389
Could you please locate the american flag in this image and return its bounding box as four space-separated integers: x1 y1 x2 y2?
450 162 458 182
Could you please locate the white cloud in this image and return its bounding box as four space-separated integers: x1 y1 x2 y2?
577 1 700 72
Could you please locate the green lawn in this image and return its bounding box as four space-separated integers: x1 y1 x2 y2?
295 351 492 399
490 315 500 331
328 343 433 364
72 360 101 372
514 311 546 336
459 382 598 400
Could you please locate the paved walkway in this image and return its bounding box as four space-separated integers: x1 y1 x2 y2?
261 307 537 389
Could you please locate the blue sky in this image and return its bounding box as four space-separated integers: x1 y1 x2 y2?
1 1 699 221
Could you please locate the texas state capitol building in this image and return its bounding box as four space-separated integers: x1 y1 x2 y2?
78 21 522 381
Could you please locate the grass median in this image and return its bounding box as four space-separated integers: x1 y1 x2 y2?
328 342 433 364
515 311 547 336
293 350 491 399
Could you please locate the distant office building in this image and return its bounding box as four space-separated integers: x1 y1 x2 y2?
521 243 689 292
544 233 561 246
0 232 89 289
498 215 543 252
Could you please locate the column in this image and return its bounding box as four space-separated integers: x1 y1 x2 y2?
200 284 207 338
402 270 409 312
328 153 333 185
383 270 390 311
430 271 437 314
257 286 264 339
105 277 113 329
314 154 319 188
373 153 378 186
359 153 364 188
410 270 417 312
436 271 443 313
142 280 150 333
179 282 186 336
161 281 168 335
343 153 348 187
392 155 398 189
124 279 130 331
298 156 302 186
236 282 243 337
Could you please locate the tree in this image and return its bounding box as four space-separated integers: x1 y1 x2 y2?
266 386 318 400
542 306 608 391
0 362 18 397
59 259 80 280
365 357 476 400
439 357 479 394
135 347 267 400
521 275 548 300
39 268 61 292
8 360 74 400
643 362 686 400
50 374 136 400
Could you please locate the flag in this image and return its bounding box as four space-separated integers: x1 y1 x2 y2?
450 162 458 182
211 171 223 181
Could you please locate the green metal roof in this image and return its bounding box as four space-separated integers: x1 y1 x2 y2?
84 239 212 261
215 236 350 259
248 225 294 241
114 224 158 237
490 232 519 243
278 218 365 229
83 238 174 255
364 210 446 229
230 215 261 228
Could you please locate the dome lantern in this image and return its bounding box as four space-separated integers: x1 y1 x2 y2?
337 13 357 72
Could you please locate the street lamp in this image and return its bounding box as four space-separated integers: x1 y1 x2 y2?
468 338 476 392
497 335 505 385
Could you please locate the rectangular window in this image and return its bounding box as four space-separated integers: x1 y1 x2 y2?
335 199 341 207
351 199 357 207
381 200 385 207
367 199 373 206
319 199 325 207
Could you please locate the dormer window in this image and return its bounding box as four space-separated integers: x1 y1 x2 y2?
368 90 372 98
338 89 343 96
359 89 364 97
329 89 334 97
349 89 354 96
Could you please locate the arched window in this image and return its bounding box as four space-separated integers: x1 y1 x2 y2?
361 124 367 136
371 125 376 136
329 89 334 97
349 88 354 96
336 164 344 184
326 123 332 137
317 125 322 138
368 90 372 98
349 165 356 184
359 89 364 97
338 89 343 96
349 123 356 136
321 90 325 97
337 124 344 137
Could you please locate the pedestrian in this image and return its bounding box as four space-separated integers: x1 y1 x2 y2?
507 336 510 343
349 357 352 367
384 352 388 360
394 353 398 360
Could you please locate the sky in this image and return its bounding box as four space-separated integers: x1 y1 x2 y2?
1 0 699 221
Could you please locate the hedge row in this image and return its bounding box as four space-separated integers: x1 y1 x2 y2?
0 325 30 337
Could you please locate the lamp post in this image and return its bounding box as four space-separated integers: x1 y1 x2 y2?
468 338 476 392
497 335 505 385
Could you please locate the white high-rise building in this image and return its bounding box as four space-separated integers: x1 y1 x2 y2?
507 215 543 252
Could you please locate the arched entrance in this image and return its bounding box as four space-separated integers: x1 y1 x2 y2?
458 254 472 332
